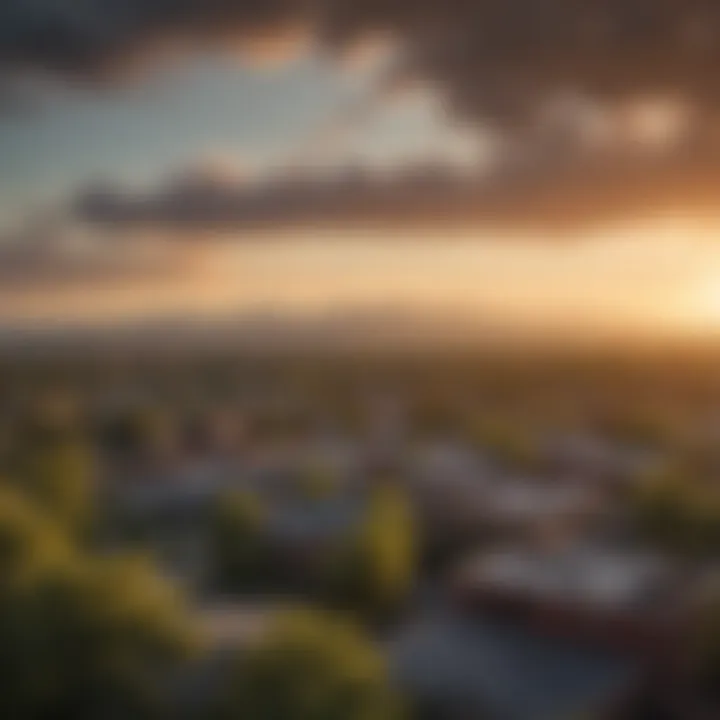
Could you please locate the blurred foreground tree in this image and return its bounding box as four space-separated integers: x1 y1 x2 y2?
0 486 200 719
218 609 402 720
209 490 268 592
329 484 416 619
6 400 95 538
17 438 94 538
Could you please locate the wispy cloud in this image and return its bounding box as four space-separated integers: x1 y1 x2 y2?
70 139 720 234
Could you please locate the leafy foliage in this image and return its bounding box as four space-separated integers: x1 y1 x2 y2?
0 486 200 719
329 484 416 619
209 490 268 592
219 609 403 720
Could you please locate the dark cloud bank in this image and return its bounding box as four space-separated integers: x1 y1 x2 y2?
6 1 720 230
4 1 720 117
73 147 720 234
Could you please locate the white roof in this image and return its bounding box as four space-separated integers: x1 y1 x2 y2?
460 547 671 609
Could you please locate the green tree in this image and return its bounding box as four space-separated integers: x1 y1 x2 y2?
330 485 416 619
14 436 95 537
0 486 201 719
209 490 268 592
219 609 402 720
4 398 95 537
298 463 339 502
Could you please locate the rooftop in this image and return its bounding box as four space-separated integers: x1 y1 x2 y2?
391 612 640 720
456 546 673 610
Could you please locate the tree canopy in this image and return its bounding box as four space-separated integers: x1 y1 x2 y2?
0 486 200 719
329 484 416 619
209 489 268 592
219 608 403 720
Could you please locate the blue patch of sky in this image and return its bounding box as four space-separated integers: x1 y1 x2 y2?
0 52 482 230
0 54 367 218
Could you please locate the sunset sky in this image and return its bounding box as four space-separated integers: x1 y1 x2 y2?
4 1 720 340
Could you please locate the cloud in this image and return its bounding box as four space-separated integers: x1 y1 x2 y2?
0 1 313 81
5 1 720 226
73 139 720 234
0 221 184 291
74 161 497 233
2 2 720 118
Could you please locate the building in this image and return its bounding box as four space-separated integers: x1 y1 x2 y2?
478 478 605 541
391 610 643 720
452 546 686 661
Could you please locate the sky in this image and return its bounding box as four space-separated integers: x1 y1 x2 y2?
4 1 720 341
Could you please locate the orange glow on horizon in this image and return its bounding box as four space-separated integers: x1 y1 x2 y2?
3 217 720 339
